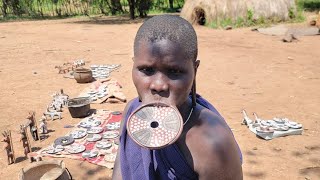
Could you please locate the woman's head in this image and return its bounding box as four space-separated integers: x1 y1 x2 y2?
134 15 198 62
132 15 199 108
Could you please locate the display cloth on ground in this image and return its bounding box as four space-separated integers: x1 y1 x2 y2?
36 110 121 168
78 78 126 104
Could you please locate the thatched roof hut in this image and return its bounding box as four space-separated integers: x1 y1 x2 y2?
180 0 296 25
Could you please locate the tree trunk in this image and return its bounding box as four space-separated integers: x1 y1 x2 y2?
128 0 135 19
136 0 151 18
169 0 173 9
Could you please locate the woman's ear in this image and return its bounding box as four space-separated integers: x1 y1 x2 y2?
194 60 200 73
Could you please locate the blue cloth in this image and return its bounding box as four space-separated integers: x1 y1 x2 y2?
120 95 242 180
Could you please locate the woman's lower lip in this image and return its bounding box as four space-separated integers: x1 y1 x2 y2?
142 100 176 106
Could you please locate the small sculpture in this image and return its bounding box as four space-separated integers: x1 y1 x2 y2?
73 59 85 68
55 65 71 74
44 89 68 120
1 130 15 165
241 109 253 125
28 152 42 163
19 125 31 158
55 60 85 74
39 116 48 134
43 108 62 121
25 111 39 141
59 89 69 103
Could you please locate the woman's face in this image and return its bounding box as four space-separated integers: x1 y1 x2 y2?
132 39 198 108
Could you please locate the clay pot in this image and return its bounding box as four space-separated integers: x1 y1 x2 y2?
73 68 92 83
67 97 91 118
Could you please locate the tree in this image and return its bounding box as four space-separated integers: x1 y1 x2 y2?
136 0 151 18
127 0 151 19
169 0 173 9
1 0 9 17
128 0 135 19
111 0 123 14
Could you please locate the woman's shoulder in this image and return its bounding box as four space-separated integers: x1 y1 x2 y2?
194 103 228 129
187 106 242 178
123 98 140 114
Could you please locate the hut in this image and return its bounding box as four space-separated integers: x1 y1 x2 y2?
180 0 296 25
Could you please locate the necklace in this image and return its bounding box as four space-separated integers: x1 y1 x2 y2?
183 106 194 126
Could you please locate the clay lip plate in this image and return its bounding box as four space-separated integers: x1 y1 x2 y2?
82 150 99 158
66 143 86 154
87 127 104 134
69 129 87 139
102 131 119 139
96 140 112 149
86 134 102 142
106 122 120 130
127 102 183 150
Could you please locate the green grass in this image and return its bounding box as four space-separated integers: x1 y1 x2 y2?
0 14 82 22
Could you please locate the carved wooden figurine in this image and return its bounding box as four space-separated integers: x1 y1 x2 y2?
1 130 15 165
25 111 39 141
39 116 48 134
19 125 31 158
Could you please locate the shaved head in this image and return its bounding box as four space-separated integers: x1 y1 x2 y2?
134 15 198 61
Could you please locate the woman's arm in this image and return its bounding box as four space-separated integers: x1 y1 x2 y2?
112 99 134 180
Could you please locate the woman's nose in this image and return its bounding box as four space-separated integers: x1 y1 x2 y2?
150 73 169 93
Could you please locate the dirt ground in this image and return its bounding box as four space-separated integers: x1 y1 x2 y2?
0 15 319 180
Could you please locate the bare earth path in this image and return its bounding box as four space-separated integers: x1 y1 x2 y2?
0 16 319 180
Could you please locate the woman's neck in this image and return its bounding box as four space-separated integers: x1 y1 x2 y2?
177 97 193 124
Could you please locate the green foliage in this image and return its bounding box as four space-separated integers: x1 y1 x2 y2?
234 17 245 28
206 21 218 29
246 9 255 26
296 0 320 11
219 18 232 27
0 0 313 23
295 9 306 22
246 9 253 21
288 7 296 19
0 0 185 19
148 8 178 15
256 16 265 24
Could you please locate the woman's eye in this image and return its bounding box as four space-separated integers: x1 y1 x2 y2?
140 67 155 75
168 69 182 74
